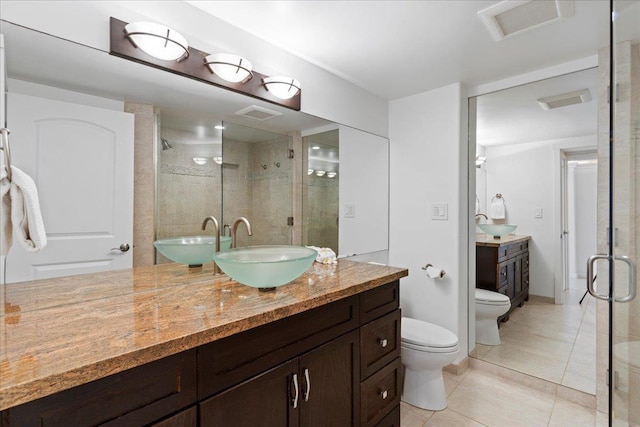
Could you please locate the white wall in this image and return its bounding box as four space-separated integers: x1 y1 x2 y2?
339 125 389 258
572 163 598 278
484 136 596 298
0 0 388 137
389 83 468 362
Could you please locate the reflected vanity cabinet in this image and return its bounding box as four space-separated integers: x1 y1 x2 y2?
476 236 530 320
0 281 401 427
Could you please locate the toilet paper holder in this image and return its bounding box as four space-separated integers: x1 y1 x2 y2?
421 263 446 278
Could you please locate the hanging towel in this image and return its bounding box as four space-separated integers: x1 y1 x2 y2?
475 195 480 215
489 198 505 220
1 166 47 255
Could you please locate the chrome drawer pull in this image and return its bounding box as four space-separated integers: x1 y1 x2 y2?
303 368 311 401
379 389 388 399
378 338 388 348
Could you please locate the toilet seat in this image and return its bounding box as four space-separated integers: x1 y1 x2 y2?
475 289 510 306
401 317 459 353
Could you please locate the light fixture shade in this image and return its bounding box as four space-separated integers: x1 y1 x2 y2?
213 157 223 165
205 53 253 83
326 172 337 178
192 157 209 165
263 76 301 100
315 170 326 177
124 22 189 61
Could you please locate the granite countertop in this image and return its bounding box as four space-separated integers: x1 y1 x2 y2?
0 260 408 410
475 234 531 246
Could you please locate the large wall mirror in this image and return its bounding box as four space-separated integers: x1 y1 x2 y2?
0 19 390 285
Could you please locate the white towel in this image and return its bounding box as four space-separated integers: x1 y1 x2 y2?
306 246 338 265
489 198 505 220
1 166 47 255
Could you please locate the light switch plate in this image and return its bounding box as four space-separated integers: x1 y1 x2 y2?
535 208 543 219
432 203 448 220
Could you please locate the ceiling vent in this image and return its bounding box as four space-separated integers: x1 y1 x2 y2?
478 0 574 41
537 89 591 110
234 105 283 121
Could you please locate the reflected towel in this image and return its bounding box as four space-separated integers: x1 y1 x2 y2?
489 198 505 220
306 246 337 264
1 166 47 255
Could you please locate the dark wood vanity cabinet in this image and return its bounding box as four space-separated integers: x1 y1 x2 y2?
1 281 401 427
476 237 530 320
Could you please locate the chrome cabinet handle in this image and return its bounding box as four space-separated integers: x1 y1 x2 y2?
614 255 636 303
303 368 311 401
587 254 609 301
291 373 299 408
379 389 388 400
111 243 130 253
378 338 388 348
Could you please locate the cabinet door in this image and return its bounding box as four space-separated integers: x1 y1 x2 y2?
506 259 516 299
299 330 359 427
514 255 523 295
199 359 299 427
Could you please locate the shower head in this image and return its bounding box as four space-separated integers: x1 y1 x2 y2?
161 139 173 151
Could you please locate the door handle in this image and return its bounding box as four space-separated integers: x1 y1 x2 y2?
291 373 299 408
587 254 609 301
614 255 636 303
303 368 311 402
586 254 637 302
110 243 130 253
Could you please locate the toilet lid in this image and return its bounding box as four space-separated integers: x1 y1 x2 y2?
614 341 640 369
475 289 510 305
402 317 459 348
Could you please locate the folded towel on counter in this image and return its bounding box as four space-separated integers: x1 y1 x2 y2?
489 199 505 220
306 246 337 264
1 166 47 255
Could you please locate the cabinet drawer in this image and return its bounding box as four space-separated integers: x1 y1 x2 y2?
3 350 197 427
198 295 358 399
361 309 401 380
498 262 508 287
523 252 529 272
150 406 197 427
523 271 530 290
497 246 508 262
360 281 399 324
373 405 399 427
360 358 401 427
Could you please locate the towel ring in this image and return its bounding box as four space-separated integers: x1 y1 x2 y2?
0 128 11 182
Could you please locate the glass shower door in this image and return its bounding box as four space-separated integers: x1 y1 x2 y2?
610 1 640 425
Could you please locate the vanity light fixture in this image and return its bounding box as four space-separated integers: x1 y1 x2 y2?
315 170 326 177
213 157 223 165
308 168 314 175
205 53 253 83
214 125 225 130
124 22 189 62
326 172 337 178
475 155 487 168
311 145 320 150
263 76 301 100
192 157 209 165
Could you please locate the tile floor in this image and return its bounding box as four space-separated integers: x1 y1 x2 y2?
400 369 607 427
473 278 597 395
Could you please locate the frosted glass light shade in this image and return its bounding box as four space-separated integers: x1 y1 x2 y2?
205 53 253 83
192 157 209 165
124 22 189 61
315 170 326 177
263 76 301 100
326 172 337 178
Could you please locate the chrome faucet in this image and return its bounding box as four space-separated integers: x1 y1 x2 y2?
476 213 488 221
202 216 221 274
231 217 253 248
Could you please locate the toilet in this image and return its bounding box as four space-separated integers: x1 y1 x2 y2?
475 289 511 345
401 317 459 411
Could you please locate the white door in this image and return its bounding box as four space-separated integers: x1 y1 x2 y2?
2 92 134 283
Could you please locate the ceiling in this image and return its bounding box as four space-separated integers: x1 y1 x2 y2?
185 0 613 100
184 0 640 146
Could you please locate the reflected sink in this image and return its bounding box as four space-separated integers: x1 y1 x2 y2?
154 236 232 267
477 224 517 238
212 245 317 290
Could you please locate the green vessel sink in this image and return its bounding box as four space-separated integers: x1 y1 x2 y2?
212 245 317 290
477 224 517 238
154 236 232 267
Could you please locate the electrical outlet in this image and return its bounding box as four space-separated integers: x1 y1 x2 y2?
431 203 448 220
344 204 356 218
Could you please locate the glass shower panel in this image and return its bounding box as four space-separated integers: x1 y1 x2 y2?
302 129 339 253
221 122 293 247
611 1 640 425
